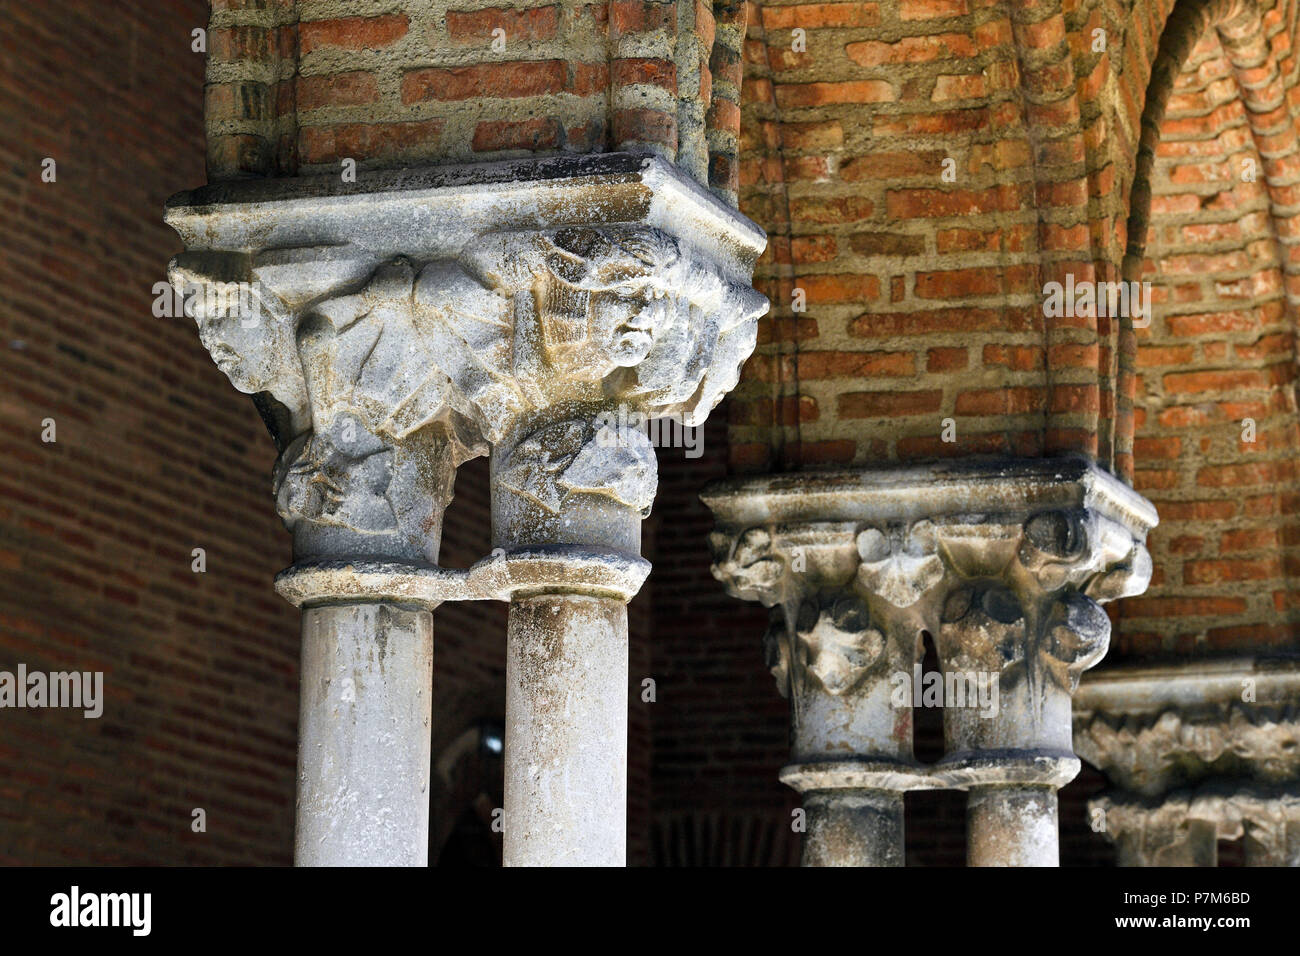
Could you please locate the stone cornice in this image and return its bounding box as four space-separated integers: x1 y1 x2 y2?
1076 656 1300 712
781 751 1081 794
164 152 766 278
702 456 1158 539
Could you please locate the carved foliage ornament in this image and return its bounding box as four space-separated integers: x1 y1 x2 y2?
711 522 918 698
495 417 657 517
856 521 943 609
1076 702 1300 795
1092 784 1300 865
711 509 1150 700
172 226 766 553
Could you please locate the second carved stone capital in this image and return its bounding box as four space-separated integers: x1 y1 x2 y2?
1075 658 1300 865
705 458 1158 791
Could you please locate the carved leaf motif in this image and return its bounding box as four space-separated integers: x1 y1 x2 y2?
763 610 793 699
273 417 398 533
1085 542 1153 602
496 418 657 515
1019 510 1093 591
795 596 883 696
1044 591 1111 690
938 583 1026 675
559 422 657 515
855 522 944 608
710 527 787 604
1077 702 1300 795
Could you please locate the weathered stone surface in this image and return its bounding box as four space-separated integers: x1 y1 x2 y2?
168 152 768 868
1076 658 1300 866
168 154 766 567
1076 659 1300 795
1094 784 1300 867
504 594 629 866
705 457 1158 866
295 603 434 867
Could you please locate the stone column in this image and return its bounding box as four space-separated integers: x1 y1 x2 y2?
503 593 629 865
706 521 928 867
930 503 1148 867
490 410 650 867
166 154 768 866
1076 659 1300 866
295 603 434 866
707 458 1156 867
478 213 765 863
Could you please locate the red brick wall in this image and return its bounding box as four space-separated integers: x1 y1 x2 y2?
204 0 748 201
644 412 798 864
0 0 300 863
730 0 1149 472
1114 25 1300 660
726 0 1297 477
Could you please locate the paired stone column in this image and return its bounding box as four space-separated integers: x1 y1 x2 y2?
1076 658 1300 866
706 458 1157 866
166 154 767 865
294 603 434 866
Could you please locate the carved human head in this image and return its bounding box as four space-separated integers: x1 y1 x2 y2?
536 227 679 377
170 257 297 397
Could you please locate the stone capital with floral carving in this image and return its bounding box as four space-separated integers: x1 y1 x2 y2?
1075 657 1300 865
704 458 1158 795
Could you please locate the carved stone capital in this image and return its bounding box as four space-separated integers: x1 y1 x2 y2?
1092 783 1300 866
166 154 768 583
705 458 1158 789
1075 659 1300 797
706 516 915 769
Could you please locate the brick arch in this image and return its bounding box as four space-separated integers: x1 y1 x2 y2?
997 0 1183 470
1005 0 1121 463
1113 20 1300 660
1106 0 1184 222
731 0 1147 471
650 808 801 864
1117 0 1300 479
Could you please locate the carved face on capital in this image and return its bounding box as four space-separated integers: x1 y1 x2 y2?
591 279 669 367
189 285 296 396
536 227 679 378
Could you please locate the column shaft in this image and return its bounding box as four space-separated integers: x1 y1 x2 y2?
295 603 434 866
967 786 1059 867
504 594 628 866
802 790 905 866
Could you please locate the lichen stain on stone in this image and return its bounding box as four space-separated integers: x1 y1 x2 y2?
374 616 389 669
